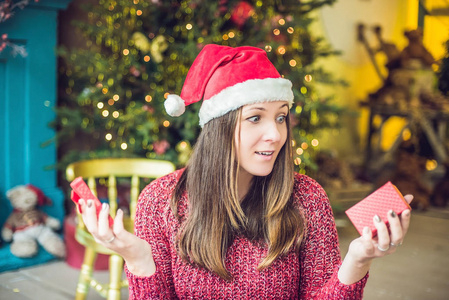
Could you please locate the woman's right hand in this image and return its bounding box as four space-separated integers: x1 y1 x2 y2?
78 198 156 277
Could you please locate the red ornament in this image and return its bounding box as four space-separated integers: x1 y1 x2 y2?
129 66 141 77
153 140 170 155
230 1 254 28
142 105 154 113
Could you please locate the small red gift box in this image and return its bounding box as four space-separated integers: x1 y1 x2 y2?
345 181 411 236
70 177 113 226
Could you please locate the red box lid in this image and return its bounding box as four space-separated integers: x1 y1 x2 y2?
345 181 411 236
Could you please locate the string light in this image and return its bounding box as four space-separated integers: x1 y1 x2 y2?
97 102 104 109
289 59 297 67
163 120 170 127
145 95 152 102
402 128 411 140
294 157 302 165
287 27 294 34
123 49 130 55
311 139 319 147
102 110 109 117
296 148 304 155
426 159 437 171
105 133 112 141
121 143 128 150
108 99 114 105
278 19 285 25
112 111 119 118
277 46 286 55
144 55 150 62
301 142 308 149
265 45 272 52
273 29 280 35
305 74 312 82
113 94 120 101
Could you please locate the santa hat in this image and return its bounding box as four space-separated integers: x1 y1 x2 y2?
26 184 51 206
164 44 294 127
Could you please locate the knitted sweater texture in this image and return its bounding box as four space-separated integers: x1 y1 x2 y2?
125 170 368 299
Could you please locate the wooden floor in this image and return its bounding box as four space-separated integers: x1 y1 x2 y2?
0 208 448 300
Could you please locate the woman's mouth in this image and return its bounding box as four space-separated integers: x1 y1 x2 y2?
255 151 274 156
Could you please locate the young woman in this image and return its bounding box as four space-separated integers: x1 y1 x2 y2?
78 45 412 299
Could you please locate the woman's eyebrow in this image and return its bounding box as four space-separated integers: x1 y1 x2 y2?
244 103 289 112
245 106 266 112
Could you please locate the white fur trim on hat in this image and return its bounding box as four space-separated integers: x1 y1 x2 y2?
164 94 186 117
198 77 293 127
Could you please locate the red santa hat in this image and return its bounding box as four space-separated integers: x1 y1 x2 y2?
26 184 51 206
164 44 294 127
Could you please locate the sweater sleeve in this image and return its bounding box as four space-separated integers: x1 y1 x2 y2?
296 175 368 299
125 173 179 299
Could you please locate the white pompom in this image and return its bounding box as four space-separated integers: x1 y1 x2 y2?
164 94 186 117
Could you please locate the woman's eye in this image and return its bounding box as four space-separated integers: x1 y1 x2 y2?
276 115 286 123
247 116 260 123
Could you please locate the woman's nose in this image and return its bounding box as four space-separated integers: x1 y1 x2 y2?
263 122 281 142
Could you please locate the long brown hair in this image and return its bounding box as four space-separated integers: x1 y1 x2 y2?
171 106 305 280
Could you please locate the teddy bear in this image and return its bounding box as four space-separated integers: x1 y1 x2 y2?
400 28 435 69
1 185 66 258
370 28 444 111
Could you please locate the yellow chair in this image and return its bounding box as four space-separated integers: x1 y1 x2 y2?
66 158 175 300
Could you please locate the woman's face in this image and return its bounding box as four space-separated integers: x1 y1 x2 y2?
235 101 289 180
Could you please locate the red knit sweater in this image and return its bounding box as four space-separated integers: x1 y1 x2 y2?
125 170 368 299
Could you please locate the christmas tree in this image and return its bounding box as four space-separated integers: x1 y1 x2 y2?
57 0 345 173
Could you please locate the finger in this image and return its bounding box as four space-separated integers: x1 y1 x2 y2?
113 208 125 235
83 199 99 234
362 226 372 241
97 203 112 240
400 209 412 237
78 198 88 215
403 194 414 205
360 226 376 255
387 210 403 247
373 215 390 252
78 198 85 213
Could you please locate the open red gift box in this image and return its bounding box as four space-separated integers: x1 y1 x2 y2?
345 181 411 236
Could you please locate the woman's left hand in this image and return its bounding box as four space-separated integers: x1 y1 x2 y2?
338 194 413 284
